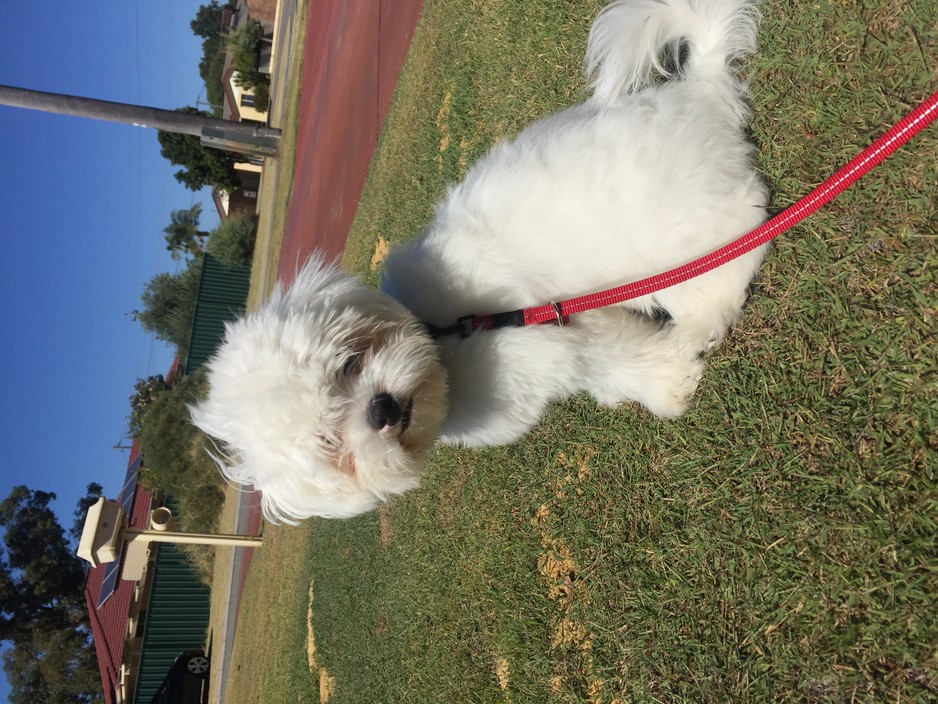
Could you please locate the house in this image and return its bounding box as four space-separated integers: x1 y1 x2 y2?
222 61 269 125
211 168 260 222
84 449 155 704
243 0 277 23
84 365 211 703
220 0 272 125
211 0 272 221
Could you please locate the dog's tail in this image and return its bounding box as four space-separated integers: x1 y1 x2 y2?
585 0 759 105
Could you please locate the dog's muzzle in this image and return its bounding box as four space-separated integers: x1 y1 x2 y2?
368 393 413 433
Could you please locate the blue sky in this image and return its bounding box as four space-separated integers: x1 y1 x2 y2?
0 2 216 696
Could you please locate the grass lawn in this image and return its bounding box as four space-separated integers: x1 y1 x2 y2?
228 1 936 701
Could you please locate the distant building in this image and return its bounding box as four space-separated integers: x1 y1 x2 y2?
212 169 260 222
212 0 271 221
220 0 272 125
84 364 211 704
222 63 269 125
243 0 277 24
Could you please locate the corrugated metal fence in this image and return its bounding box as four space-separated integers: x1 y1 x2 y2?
132 544 211 702
184 253 251 373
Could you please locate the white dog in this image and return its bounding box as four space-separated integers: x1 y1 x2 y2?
191 0 769 521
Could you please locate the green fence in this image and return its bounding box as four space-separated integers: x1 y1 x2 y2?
131 544 211 702
184 253 251 372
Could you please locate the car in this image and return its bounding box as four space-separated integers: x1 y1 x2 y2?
148 650 209 704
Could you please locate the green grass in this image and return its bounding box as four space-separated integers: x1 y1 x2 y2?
233 0 937 701
223 524 321 702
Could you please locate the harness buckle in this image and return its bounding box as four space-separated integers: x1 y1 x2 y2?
456 314 476 338
550 302 565 327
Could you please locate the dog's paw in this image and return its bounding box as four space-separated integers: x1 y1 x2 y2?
641 355 704 419
589 352 703 418
672 323 728 359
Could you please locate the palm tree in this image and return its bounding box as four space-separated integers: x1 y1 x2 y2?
163 203 209 260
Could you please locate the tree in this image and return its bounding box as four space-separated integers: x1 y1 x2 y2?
193 2 229 114
133 371 224 541
164 203 209 260
206 213 257 268
0 487 87 640
134 260 203 356
0 485 104 703
190 1 225 39
199 49 228 116
69 482 103 545
157 107 240 191
4 628 102 704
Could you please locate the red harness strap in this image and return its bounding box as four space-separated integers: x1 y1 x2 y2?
431 90 938 338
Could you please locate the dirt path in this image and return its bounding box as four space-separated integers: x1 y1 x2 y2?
278 0 425 282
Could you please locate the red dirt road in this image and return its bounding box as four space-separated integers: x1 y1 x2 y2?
278 0 425 283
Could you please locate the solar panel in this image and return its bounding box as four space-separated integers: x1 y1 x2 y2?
97 451 142 607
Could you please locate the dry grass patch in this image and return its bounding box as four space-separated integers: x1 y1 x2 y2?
306 577 317 671
224 523 319 702
378 505 392 546
369 234 389 272
319 668 336 703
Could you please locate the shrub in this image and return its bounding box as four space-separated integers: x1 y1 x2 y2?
136 258 203 357
134 370 225 541
206 214 258 268
229 19 271 112
128 375 170 436
249 80 270 113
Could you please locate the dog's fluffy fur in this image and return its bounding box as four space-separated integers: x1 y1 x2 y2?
192 0 769 521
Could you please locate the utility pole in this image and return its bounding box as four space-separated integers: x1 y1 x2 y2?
0 83 280 156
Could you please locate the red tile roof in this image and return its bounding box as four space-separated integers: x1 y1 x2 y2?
83 441 153 704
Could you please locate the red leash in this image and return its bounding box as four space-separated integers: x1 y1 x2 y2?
429 89 938 339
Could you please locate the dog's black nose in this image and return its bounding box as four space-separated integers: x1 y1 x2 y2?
368 393 403 430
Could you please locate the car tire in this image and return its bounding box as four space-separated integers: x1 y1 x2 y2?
186 654 210 679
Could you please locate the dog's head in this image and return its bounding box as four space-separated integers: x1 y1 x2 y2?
190 257 448 521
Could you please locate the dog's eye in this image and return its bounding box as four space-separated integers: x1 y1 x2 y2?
341 353 364 378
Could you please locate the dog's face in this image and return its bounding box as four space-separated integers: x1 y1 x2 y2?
190 259 448 521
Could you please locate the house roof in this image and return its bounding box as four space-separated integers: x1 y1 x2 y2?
244 0 277 24
84 442 153 704
84 359 179 704
220 61 239 123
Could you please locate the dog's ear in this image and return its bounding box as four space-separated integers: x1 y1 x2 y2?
281 254 344 302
